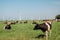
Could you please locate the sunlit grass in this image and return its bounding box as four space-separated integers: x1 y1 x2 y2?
0 20 60 40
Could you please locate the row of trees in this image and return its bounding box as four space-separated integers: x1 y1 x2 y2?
55 14 60 19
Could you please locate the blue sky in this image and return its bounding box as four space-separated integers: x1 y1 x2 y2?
0 0 60 20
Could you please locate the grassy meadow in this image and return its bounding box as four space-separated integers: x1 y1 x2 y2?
0 20 60 40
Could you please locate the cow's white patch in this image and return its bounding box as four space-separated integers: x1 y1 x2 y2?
45 22 50 31
46 21 51 24
45 31 48 40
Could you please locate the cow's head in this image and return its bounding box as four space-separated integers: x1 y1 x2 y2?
33 24 40 30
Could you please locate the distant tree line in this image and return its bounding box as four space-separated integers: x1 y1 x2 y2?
55 14 60 19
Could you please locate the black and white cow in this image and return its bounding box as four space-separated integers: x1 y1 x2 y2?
4 22 11 30
33 21 52 40
5 24 11 29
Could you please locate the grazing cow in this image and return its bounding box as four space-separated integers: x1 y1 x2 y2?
11 21 16 24
15 20 18 23
24 20 27 23
33 21 52 40
20 21 22 24
32 20 37 24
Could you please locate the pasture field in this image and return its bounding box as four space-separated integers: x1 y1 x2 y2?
0 20 60 40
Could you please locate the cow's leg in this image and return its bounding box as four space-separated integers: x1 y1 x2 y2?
49 30 51 37
45 31 48 40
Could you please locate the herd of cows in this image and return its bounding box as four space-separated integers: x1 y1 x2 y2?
4 20 35 29
3 19 60 40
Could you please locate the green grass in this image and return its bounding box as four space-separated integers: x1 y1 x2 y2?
0 20 60 40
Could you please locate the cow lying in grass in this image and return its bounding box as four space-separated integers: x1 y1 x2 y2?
5 24 11 29
33 21 52 40
4 22 11 30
